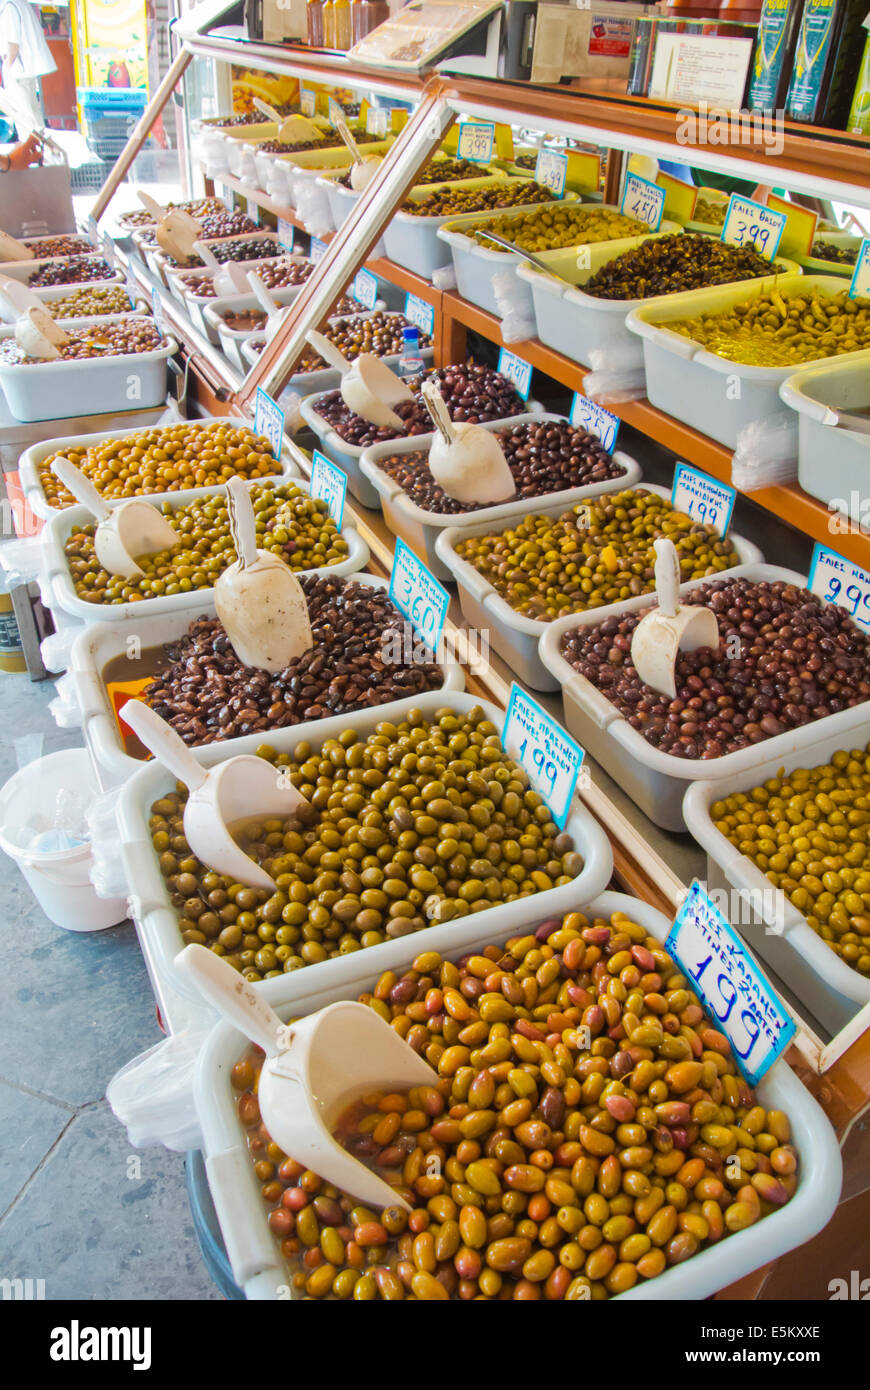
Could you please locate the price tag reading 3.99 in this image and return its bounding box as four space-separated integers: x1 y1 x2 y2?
808 543 870 633
534 149 568 197
721 195 786 261
671 463 735 537
666 881 795 1086
254 388 285 461
620 173 665 231
389 540 449 651
457 121 495 164
502 684 585 830
310 449 347 529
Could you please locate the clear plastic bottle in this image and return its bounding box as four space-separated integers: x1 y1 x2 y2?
307 0 324 46
398 326 424 379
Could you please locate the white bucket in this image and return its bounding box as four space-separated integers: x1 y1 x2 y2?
0 748 127 931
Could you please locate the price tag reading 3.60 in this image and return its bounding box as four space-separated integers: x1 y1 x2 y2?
502 684 585 831
389 539 449 652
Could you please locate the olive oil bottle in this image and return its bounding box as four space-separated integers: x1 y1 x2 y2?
847 13 870 132
786 0 868 126
748 0 805 112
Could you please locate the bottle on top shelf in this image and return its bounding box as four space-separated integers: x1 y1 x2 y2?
786 0 868 127
748 0 805 113
307 0 324 46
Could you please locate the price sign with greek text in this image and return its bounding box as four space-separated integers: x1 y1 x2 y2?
277 218 295 253
849 238 870 300
457 121 495 164
534 149 568 197
352 268 378 310
671 464 735 537
570 391 619 453
300 88 316 118
254 388 285 460
721 194 785 260
497 348 532 400
310 449 346 529
808 543 870 633
366 107 388 138
502 684 584 831
404 293 435 337
666 881 795 1086
389 539 449 651
309 237 327 264
621 173 665 231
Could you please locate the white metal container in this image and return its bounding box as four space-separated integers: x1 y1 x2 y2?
779 358 870 526
683 730 870 1035
116 690 614 1010
0 314 176 424
626 273 870 450
0 253 122 289
434 483 762 692
71 573 462 786
359 414 643 580
191 887 841 1301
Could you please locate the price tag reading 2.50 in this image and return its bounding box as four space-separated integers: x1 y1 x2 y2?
621 173 665 231
808 542 870 633
666 881 795 1086
721 195 786 261
502 684 585 831
389 539 449 652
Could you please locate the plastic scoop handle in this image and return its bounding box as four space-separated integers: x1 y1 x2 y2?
822 406 870 437
193 239 221 271
653 536 680 618
0 228 32 262
254 97 282 124
51 456 112 521
335 117 363 165
246 270 279 318
176 943 286 1055
225 476 259 569
138 190 166 220
0 275 43 315
119 698 209 792
420 381 457 445
305 328 351 374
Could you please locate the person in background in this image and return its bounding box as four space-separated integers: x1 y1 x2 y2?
0 0 55 135
0 130 42 170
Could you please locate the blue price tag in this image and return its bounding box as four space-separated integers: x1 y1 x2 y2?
254 387 285 460
309 237 328 264
309 449 347 529
621 173 665 231
534 149 568 196
570 392 620 453
404 293 435 338
150 290 165 336
666 881 796 1087
671 463 735 537
352 268 378 310
126 262 138 304
721 195 786 261
497 348 532 400
388 539 449 651
457 121 495 164
808 543 870 633
849 238 870 300
277 218 295 253
502 684 584 831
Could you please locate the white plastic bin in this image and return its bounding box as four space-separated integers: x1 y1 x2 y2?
116 690 614 1009
231 308 430 392
360 414 643 580
0 253 122 289
153 229 282 287
626 273 870 450
0 748 127 930
796 232 862 279
434 483 762 692
683 729 870 1035
0 280 147 323
167 255 305 341
779 358 870 525
191 887 842 1301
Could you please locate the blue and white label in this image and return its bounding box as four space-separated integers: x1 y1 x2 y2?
621 173 665 231
497 348 532 400
126 262 138 303
534 149 568 196
404 293 435 338
150 290 165 336
848 238 870 301
254 387 285 460
87 213 98 243
570 391 619 453
352 268 378 310
666 881 796 1086
101 231 114 263
721 195 785 261
389 539 449 651
808 543 870 633
309 237 328 264
366 106 388 138
217 183 234 211
300 89 316 118
671 464 735 537
277 218 295 253
502 684 584 831
310 449 346 529
457 120 495 164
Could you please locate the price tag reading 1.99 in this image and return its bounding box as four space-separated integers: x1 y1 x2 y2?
534 149 568 196
808 542 870 633
671 463 735 537
620 173 665 231
457 120 495 164
501 684 585 831
666 881 796 1086
389 539 449 652
721 195 786 261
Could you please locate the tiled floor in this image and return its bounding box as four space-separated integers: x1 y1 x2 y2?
0 671 219 1300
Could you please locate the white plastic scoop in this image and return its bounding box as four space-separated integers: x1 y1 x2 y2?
629 537 720 699
214 476 313 673
119 698 308 892
50 455 178 579
14 303 70 360
246 270 292 338
0 275 46 319
305 328 413 428
335 117 383 192
821 404 870 437
421 381 516 505
176 943 435 1210
0 228 34 262
252 99 322 146
193 239 251 297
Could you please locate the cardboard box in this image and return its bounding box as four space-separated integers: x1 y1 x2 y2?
531 1 655 84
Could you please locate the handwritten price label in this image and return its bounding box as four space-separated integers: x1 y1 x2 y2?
666 881 795 1086
671 464 735 537
277 218 295 253
366 107 388 138
534 149 568 196
309 237 328 264
389 540 449 651
621 173 665 231
254 388 285 460
300 89 316 118
352 268 378 310
404 293 435 337
502 684 584 831
721 195 786 260
457 121 495 164
497 348 532 400
849 238 870 300
310 449 347 529
570 392 619 453
808 543 870 633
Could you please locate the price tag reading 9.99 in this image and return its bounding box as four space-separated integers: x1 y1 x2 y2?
671 463 735 538
501 684 585 831
620 173 665 231
389 539 449 652
808 543 870 633
721 195 786 261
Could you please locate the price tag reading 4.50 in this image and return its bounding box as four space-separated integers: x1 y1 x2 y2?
389 539 449 652
621 173 665 231
849 238 870 300
502 684 584 831
404 293 435 338
457 121 495 164
808 543 870 633
497 348 532 400
309 237 328 264
671 463 735 537
254 388 285 461
721 195 786 261
570 391 619 453
666 881 795 1086
534 149 568 197
310 449 347 529
352 268 378 310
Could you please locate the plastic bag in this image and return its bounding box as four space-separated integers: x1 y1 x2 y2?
0 534 46 590
294 179 336 242
87 789 129 900
731 411 799 492
582 344 646 404
107 1030 210 1150
48 671 82 729
432 264 457 292
278 389 304 434
40 625 80 674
